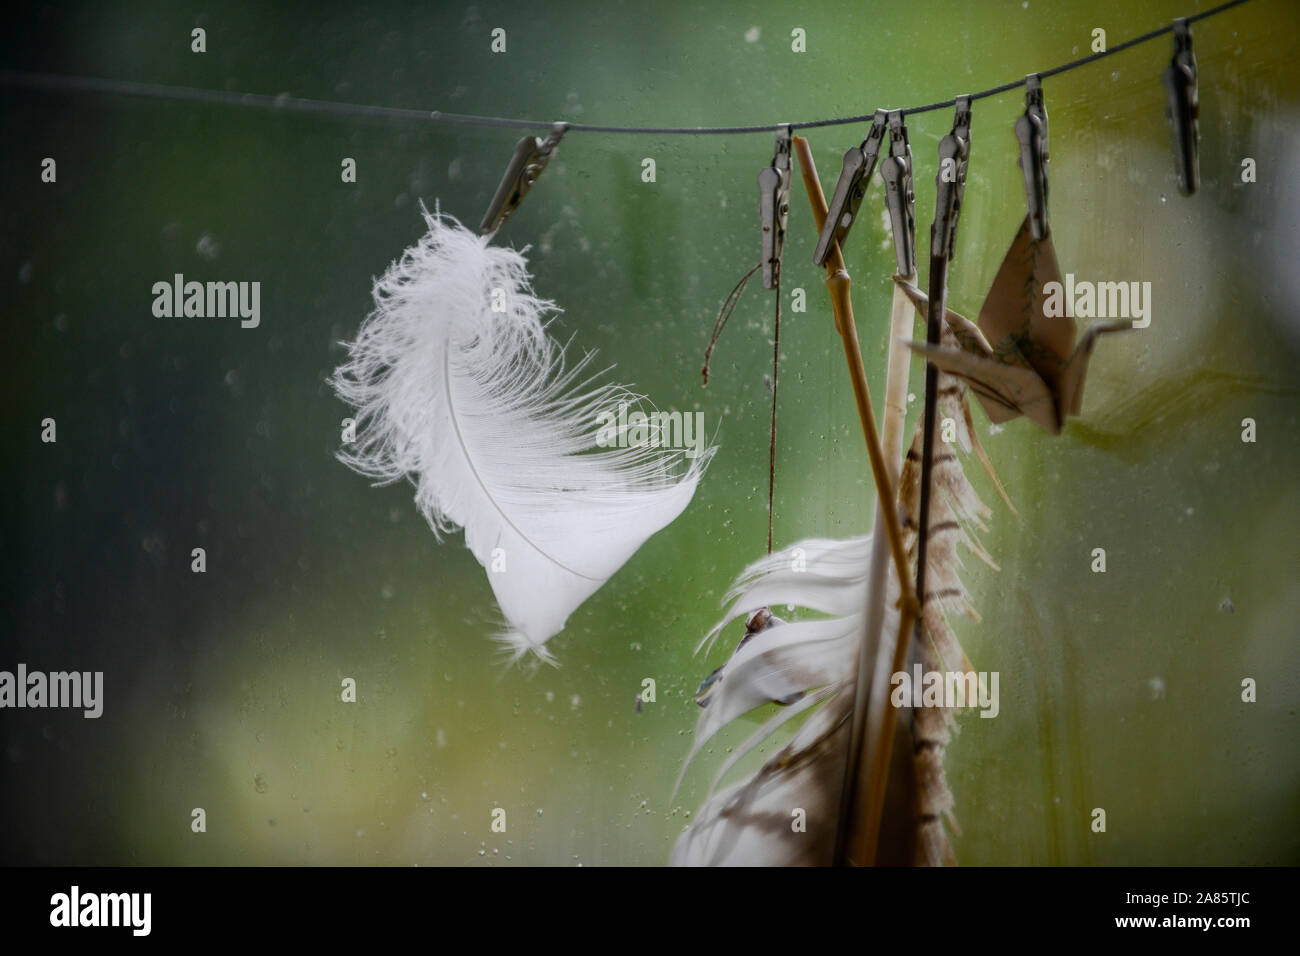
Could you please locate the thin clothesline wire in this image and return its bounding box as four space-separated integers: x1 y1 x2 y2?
0 0 1251 136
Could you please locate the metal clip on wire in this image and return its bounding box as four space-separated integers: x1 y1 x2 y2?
931 96 971 261
881 109 917 276
813 110 888 267
759 124 793 289
1015 75 1050 238
479 122 568 234
1163 17 1199 196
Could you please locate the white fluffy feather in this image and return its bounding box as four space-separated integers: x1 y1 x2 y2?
332 207 710 662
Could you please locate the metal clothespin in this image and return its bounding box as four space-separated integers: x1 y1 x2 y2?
880 109 917 276
931 96 972 261
1015 75 1050 238
759 124 793 289
479 122 568 235
1163 18 1199 196
813 110 888 267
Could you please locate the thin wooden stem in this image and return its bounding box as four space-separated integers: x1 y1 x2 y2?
791 137 917 619
767 273 781 553
848 280 917 867
791 136 920 867
881 283 913 475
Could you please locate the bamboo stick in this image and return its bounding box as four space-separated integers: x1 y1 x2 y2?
790 136 919 866
881 286 913 475
790 137 916 619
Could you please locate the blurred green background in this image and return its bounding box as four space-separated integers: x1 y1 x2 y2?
1 0 1297 865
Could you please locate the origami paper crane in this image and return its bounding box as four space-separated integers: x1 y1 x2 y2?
895 216 1133 435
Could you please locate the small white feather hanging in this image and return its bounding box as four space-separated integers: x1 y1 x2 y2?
332 207 711 663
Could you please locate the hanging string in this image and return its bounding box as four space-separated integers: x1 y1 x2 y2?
698 259 780 554
700 263 760 386
0 0 1250 137
767 274 781 555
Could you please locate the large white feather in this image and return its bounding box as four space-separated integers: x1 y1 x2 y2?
332 207 711 662
671 535 870 866
673 360 1001 866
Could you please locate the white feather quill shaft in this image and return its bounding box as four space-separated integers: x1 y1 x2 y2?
332 208 710 660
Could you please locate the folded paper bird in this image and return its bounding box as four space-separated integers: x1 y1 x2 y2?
895 216 1133 434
